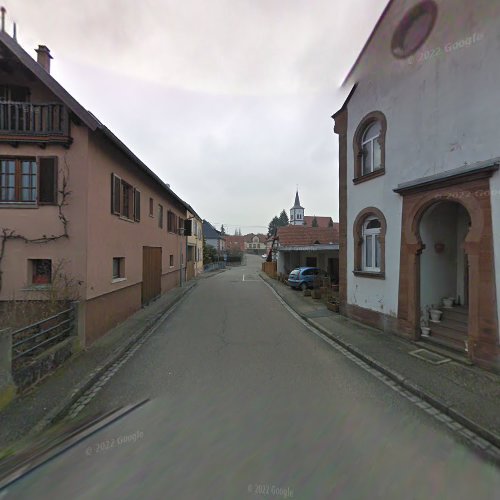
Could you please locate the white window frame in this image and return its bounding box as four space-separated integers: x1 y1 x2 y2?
362 217 381 272
361 122 381 175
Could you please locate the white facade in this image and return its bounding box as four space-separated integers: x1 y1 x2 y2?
343 0 500 330
289 191 304 225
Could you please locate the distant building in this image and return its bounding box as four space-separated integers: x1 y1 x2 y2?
203 221 225 253
289 190 304 225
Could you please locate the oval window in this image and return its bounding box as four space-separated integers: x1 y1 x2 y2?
391 1 437 59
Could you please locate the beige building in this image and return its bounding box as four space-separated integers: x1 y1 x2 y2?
0 31 199 345
185 208 203 280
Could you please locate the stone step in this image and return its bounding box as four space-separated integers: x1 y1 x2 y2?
423 334 467 353
430 322 468 343
437 317 468 333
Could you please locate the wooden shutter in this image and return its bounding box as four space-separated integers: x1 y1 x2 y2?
111 173 121 215
184 219 192 236
38 157 58 204
134 188 141 221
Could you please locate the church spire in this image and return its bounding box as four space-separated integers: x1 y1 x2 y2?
290 188 304 225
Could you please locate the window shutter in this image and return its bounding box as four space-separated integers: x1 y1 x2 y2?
111 173 121 215
39 157 58 204
184 219 192 236
134 188 141 221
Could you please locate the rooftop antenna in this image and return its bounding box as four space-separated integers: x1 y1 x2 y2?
1 7 6 33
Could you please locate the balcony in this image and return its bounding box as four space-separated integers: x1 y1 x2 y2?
0 101 72 147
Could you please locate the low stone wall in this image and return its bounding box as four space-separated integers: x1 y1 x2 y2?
12 337 76 392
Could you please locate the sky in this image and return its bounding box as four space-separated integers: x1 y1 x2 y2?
4 0 387 234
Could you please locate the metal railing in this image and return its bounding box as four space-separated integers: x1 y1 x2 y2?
203 261 226 273
0 101 69 136
11 304 75 362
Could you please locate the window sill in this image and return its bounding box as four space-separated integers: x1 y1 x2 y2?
353 168 385 185
0 203 38 209
353 270 385 279
111 277 127 283
21 284 51 291
118 216 135 223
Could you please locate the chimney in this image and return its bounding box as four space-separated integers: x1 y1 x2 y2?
1 7 6 32
35 45 53 73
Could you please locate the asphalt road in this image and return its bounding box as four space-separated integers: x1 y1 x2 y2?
4 255 500 499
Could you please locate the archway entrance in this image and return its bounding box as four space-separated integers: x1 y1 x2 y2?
395 165 499 370
419 202 470 352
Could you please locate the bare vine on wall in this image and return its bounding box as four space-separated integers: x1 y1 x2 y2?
0 159 71 293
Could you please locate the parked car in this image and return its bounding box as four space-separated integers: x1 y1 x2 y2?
288 267 328 290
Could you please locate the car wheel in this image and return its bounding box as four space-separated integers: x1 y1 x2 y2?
300 282 307 291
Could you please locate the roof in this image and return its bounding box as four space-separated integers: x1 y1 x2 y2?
244 233 267 243
276 225 339 247
341 0 394 86
292 190 303 209
303 216 333 228
0 30 198 216
394 158 500 194
202 220 224 239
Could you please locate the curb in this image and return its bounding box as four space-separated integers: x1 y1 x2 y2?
25 282 197 441
260 273 500 452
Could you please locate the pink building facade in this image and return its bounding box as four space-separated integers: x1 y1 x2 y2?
0 31 197 345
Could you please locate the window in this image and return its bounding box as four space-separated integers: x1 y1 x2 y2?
158 204 163 228
353 112 387 183
167 211 177 233
112 257 125 280
306 257 317 267
363 218 381 271
149 197 154 217
353 208 386 278
1 157 57 204
179 217 184 234
121 181 133 219
31 259 52 285
361 122 382 175
169 254 174 267
391 1 437 59
111 174 139 221
134 189 141 221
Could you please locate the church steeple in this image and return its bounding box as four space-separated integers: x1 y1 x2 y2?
290 189 304 225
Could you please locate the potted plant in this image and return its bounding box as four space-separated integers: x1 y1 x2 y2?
420 307 431 336
430 305 443 322
442 297 454 308
327 299 340 312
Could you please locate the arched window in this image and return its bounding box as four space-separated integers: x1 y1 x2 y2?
353 111 387 183
353 208 387 278
361 122 382 175
362 217 381 271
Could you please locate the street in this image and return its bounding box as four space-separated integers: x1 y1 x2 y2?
5 255 500 499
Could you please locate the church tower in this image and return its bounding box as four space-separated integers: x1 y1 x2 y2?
290 190 304 225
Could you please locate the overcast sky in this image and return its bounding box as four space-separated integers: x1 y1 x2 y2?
5 0 387 234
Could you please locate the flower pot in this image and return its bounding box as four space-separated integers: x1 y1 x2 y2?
442 297 453 308
327 302 339 312
430 309 442 322
420 326 431 337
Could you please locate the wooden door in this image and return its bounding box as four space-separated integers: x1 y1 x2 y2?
142 246 162 305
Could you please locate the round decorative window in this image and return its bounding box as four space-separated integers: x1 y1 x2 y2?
391 1 438 59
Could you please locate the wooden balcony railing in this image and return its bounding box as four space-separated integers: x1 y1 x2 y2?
0 101 70 143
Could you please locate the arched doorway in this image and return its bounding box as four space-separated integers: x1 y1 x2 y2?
418 201 470 352
395 170 499 370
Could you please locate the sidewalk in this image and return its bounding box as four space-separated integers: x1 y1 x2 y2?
260 272 500 449
0 277 202 453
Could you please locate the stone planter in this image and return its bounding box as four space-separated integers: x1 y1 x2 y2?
430 309 442 322
327 302 339 312
420 326 431 337
442 297 454 308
